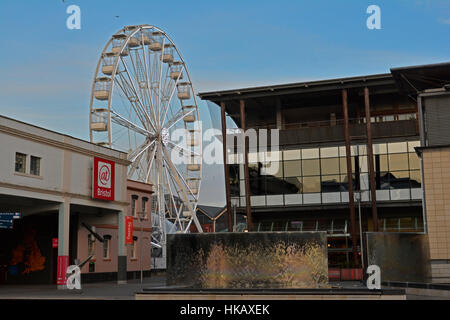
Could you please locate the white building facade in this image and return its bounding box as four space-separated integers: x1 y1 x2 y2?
0 115 131 287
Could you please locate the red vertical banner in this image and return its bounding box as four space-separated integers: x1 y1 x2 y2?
52 238 58 248
57 256 69 285
93 157 115 201
125 216 133 245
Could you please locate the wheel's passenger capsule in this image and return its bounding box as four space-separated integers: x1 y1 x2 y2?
94 77 111 100
177 82 191 100
101 52 116 75
142 30 152 45
183 106 196 122
162 44 174 63
187 156 201 171
90 108 108 131
111 34 129 56
187 178 200 195
170 61 183 80
149 31 163 51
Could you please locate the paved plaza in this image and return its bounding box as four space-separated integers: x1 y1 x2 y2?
0 277 447 300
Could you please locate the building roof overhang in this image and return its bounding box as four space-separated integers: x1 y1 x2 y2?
198 73 395 104
391 62 450 95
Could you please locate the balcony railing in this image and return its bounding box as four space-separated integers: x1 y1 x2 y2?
249 113 418 131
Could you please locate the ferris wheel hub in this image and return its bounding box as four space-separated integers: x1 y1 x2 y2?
161 127 169 146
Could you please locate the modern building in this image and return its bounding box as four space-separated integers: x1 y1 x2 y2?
199 62 450 271
396 62 450 283
0 115 153 286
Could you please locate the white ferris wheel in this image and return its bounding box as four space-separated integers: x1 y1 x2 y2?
89 25 204 266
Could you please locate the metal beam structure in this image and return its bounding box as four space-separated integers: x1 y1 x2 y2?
240 100 253 231
342 89 358 265
221 101 233 232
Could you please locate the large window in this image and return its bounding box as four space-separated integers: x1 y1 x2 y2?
235 140 421 206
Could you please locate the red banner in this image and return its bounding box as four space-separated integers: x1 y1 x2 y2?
93 157 115 201
57 255 69 285
52 238 58 248
125 216 133 245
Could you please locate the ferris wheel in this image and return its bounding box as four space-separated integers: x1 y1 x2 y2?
89 25 203 267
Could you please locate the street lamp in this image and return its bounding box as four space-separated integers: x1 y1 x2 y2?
138 210 145 285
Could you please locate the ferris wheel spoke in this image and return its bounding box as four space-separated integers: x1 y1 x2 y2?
128 139 155 163
157 37 166 125
167 140 201 158
165 107 194 131
161 66 185 125
128 149 146 178
145 143 158 184
162 148 202 233
138 34 156 122
129 48 155 121
162 147 197 200
119 57 156 131
110 109 154 137
115 72 154 131
164 165 184 225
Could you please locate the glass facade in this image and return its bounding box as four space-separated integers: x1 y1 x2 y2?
230 140 422 207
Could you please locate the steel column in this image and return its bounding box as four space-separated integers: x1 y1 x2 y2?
364 87 379 232
342 89 358 265
221 101 233 232
240 100 253 231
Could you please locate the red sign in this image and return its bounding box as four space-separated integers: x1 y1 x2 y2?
125 216 133 244
52 238 58 248
93 157 115 201
57 255 69 285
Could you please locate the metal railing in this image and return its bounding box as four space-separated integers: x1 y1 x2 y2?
249 114 418 131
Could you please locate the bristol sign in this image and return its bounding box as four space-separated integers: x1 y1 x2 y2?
92 157 115 201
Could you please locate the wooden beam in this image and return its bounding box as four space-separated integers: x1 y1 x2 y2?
342 89 359 265
364 87 379 232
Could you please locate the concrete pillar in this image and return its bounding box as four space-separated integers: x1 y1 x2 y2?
57 199 70 289
117 210 127 284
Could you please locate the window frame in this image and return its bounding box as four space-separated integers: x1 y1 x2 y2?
15 152 27 174
30 155 41 176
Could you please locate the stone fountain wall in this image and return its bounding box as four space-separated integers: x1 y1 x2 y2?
366 232 431 282
166 231 328 289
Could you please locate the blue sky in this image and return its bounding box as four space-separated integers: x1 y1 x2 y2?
0 0 449 205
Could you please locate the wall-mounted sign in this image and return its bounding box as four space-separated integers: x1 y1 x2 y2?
0 212 20 219
52 238 58 248
93 157 115 201
0 220 13 229
0 213 20 229
125 216 133 245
